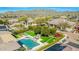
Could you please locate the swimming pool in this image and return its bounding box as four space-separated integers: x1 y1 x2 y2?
18 38 39 49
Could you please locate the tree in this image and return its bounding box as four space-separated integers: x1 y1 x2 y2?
13 24 27 34
18 16 28 24
3 19 9 25
14 24 26 29
34 26 41 34
0 20 4 24
56 22 70 31
14 29 26 34
35 17 50 26
28 25 33 30
41 26 50 36
50 27 57 35
60 23 70 30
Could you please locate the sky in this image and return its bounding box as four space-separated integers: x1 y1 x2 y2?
0 7 79 13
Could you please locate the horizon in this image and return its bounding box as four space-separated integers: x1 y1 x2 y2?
0 7 79 13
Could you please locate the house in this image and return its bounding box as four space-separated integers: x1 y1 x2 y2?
62 32 79 45
0 24 8 31
27 18 34 25
60 16 67 19
8 19 18 25
48 18 75 25
48 18 67 26
0 41 21 51
0 31 21 51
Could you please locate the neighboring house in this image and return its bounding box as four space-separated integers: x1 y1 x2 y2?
8 19 18 25
60 16 67 19
65 28 73 32
9 22 26 31
0 24 8 31
27 18 34 25
61 43 79 51
48 18 67 26
76 17 79 21
9 23 22 30
63 32 79 45
48 18 75 26
67 21 75 26
0 31 21 51
0 41 21 51
59 32 79 51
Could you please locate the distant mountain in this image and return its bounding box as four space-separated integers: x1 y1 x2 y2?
0 10 79 17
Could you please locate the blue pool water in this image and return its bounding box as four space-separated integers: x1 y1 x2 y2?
18 39 39 49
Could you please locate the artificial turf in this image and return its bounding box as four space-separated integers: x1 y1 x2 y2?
24 31 36 37
41 36 50 43
40 36 56 43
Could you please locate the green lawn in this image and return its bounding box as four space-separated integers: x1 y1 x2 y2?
41 36 50 43
36 35 64 51
46 37 56 43
40 36 56 43
36 38 60 51
24 31 36 37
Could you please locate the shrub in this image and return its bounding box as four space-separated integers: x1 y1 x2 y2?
41 26 50 36
34 26 41 34
49 27 57 35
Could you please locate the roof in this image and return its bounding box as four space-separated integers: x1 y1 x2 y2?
62 32 79 44
8 19 18 24
27 18 33 23
48 19 76 26
63 44 79 51
0 31 21 51
0 25 8 31
67 21 76 26
48 19 67 25
0 41 21 51
0 31 16 43
67 42 79 48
